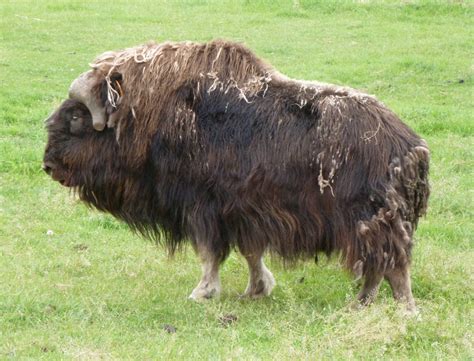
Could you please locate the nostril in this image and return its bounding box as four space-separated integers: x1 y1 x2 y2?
42 164 51 174
42 162 54 175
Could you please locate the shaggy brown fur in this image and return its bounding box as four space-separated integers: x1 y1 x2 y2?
44 40 430 308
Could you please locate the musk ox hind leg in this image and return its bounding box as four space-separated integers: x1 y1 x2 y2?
242 251 276 298
189 243 223 301
385 265 416 313
357 270 384 307
355 214 417 312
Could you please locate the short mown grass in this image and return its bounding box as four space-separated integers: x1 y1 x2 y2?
1 1 473 359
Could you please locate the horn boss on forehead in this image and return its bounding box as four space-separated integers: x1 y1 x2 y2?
68 70 107 131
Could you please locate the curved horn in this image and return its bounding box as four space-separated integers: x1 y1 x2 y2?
69 70 106 131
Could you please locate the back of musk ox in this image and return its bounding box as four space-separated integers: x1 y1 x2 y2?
43 40 429 311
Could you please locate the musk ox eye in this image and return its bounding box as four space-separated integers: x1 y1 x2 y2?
70 117 84 134
68 107 92 135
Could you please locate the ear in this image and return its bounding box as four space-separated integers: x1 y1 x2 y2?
100 72 123 127
109 72 124 104
99 72 123 129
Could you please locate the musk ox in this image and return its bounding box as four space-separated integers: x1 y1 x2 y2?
43 40 429 311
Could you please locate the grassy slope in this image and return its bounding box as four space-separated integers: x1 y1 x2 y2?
0 0 473 359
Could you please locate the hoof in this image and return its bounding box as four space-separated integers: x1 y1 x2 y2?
188 283 220 301
357 291 377 307
243 269 276 299
400 298 418 316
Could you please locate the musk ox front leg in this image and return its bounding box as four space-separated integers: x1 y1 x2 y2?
189 243 222 301
242 252 276 298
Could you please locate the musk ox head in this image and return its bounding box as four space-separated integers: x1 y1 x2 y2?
43 103 115 190
42 88 151 222
43 70 132 195
43 71 106 183
43 46 137 189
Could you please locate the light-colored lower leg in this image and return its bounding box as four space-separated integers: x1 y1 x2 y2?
385 266 417 313
189 244 221 301
243 252 276 298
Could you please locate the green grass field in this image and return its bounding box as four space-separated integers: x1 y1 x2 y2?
1 1 473 359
